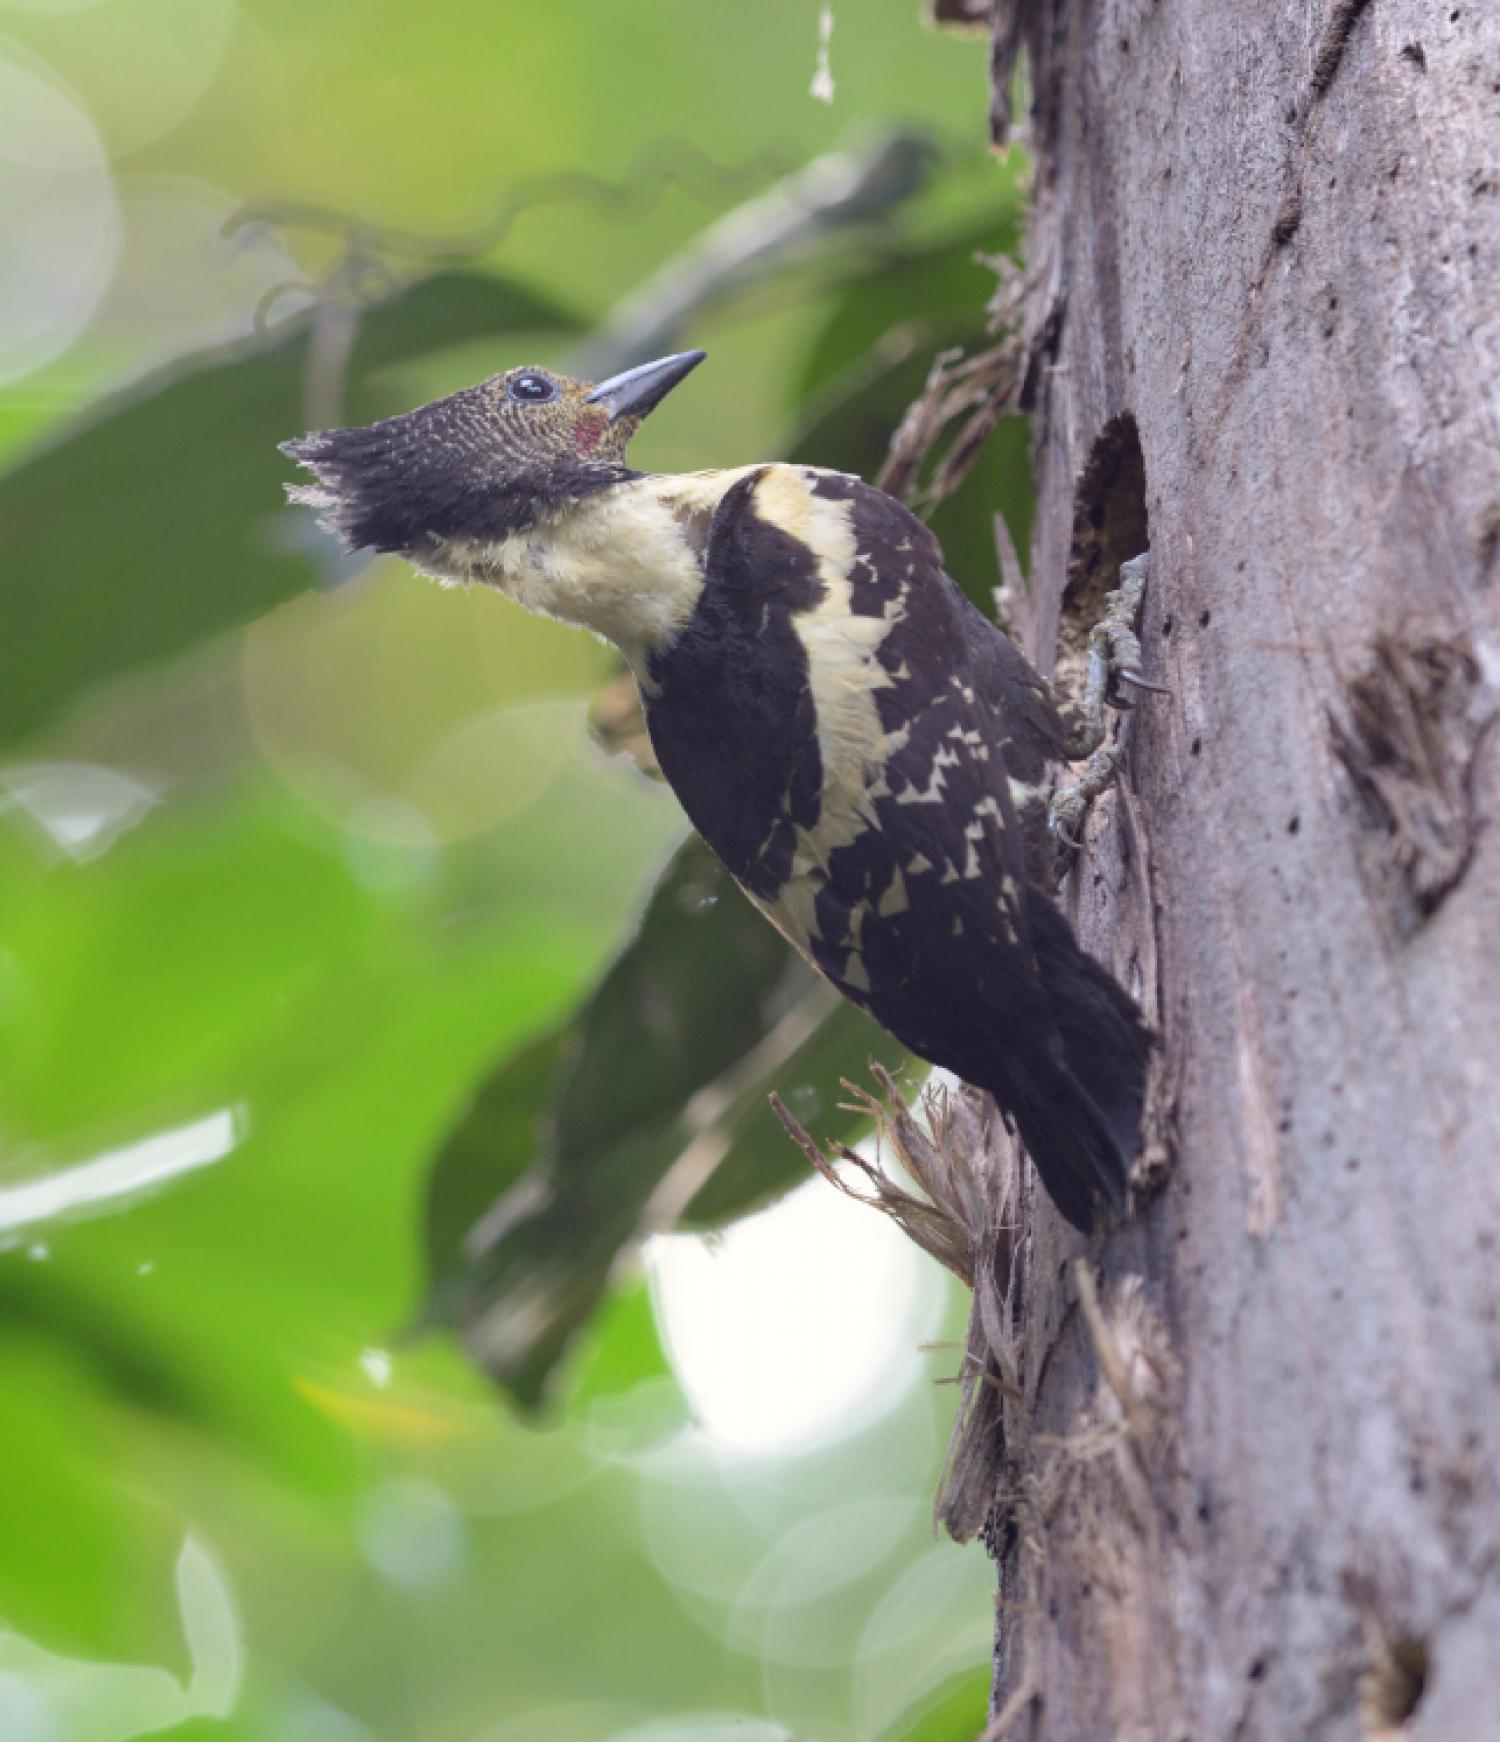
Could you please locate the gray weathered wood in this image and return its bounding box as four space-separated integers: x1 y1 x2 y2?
946 3 1500 1736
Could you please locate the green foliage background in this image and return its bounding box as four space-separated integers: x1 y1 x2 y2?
0 3 1031 1737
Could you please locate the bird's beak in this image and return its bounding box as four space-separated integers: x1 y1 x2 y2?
584 350 706 422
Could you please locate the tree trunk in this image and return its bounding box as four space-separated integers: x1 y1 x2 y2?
947 3 1500 1737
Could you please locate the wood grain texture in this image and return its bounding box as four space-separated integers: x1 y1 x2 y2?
962 3 1500 1735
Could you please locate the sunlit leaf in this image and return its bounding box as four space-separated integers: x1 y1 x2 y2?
875 1667 992 1741
0 769 623 1644
0 1340 174 1655
0 272 580 749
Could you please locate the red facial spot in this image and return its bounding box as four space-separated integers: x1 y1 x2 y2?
575 413 605 456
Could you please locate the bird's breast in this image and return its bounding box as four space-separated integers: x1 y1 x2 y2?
713 474 920 979
460 472 767 660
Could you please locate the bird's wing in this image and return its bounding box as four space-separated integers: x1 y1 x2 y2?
751 470 1053 1015
953 590 1074 780
784 473 1144 1230
642 467 825 893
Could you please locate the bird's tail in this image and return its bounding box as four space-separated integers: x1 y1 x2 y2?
1007 897 1152 1232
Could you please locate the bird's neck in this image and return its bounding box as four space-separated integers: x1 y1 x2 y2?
449 469 760 667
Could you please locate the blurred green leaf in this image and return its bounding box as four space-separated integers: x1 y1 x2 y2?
0 769 616 1646
419 1027 572 1332
2 790 380 1138
795 215 1018 403
0 1340 172 1657
0 271 580 750
876 1667 992 1741
421 835 908 1407
551 836 808 1159
568 1275 677 1410
788 213 1033 615
676 994 911 1226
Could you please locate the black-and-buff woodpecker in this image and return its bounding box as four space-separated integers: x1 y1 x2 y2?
283 351 1154 1232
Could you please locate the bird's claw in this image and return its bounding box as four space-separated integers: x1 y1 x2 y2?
1107 666 1173 708
1080 553 1164 721
1117 668 1172 697
1049 746 1121 862
1092 602 1148 708
1050 551 1160 882
1049 809 1083 852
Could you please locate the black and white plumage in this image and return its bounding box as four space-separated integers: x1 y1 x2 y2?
283 351 1150 1231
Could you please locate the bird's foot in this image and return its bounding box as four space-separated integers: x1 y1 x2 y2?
1049 745 1123 853
1050 552 1160 873
1092 553 1158 710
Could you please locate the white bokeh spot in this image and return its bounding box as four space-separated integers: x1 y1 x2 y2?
646 1172 944 1457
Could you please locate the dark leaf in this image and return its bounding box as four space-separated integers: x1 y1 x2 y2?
677 996 916 1227
0 272 579 748
788 214 1034 615
794 215 1019 404
420 835 909 1408
417 1026 574 1335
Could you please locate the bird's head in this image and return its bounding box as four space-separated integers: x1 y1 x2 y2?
280 349 706 563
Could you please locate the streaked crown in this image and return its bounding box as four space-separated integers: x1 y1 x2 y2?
281 350 705 557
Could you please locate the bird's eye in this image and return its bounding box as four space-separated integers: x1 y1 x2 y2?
508 373 557 404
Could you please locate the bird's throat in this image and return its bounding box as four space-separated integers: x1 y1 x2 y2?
449 471 760 665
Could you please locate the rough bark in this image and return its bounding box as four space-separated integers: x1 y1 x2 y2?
942 3 1500 1738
